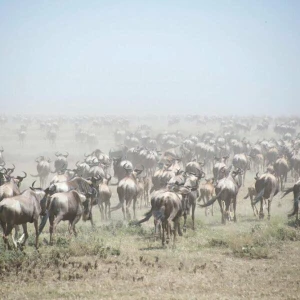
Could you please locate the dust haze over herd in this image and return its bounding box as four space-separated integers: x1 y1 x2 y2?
1 2 300 300
0 1 300 115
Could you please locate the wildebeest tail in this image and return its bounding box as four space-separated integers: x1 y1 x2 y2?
30 173 40 177
132 208 153 225
281 187 293 199
252 188 265 205
243 192 249 199
110 202 123 212
199 190 222 208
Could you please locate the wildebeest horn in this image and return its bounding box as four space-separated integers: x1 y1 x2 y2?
55 152 61 157
19 171 27 179
76 161 80 167
32 180 36 188
0 167 7 174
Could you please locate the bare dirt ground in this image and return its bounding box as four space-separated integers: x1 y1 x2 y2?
0 118 300 300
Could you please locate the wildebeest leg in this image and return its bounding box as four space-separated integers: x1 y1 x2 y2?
183 212 187 233
2 222 13 250
13 225 20 244
108 201 111 220
71 215 81 237
133 197 137 219
259 198 265 219
162 221 166 246
173 218 178 246
98 200 104 221
233 197 237 222
218 199 225 224
33 220 39 249
267 193 275 220
191 200 196 230
50 215 63 244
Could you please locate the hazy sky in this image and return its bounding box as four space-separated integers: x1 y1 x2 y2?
0 1 299 115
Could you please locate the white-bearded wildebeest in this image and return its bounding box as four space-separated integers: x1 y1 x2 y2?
110 164 144 220
112 157 133 184
273 156 289 191
252 172 279 220
0 172 27 201
232 153 250 186
212 156 230 183
39 176 101 232
47 190 93 244
200 169 243 224
53 152 69 173
0 184 46 249
135 184 190 246
281 179 300 224
30 156 51 188
182 172 204 231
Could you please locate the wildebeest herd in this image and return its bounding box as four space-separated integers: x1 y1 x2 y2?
0 114 300 250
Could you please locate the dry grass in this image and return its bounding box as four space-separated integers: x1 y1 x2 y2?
0 118 300 299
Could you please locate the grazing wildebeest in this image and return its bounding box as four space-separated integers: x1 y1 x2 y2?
252 172 279 220
200 169 243 224
281 179 300 224
273 156 289 191
97 175 112 221
0 184 46 249
111 164 143 220
199 178 215 216
31 156 51 188
47 190 93 244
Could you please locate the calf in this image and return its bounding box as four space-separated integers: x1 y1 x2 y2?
199 178 215 216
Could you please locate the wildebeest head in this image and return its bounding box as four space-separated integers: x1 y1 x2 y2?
29 180 47 204
13 171 27 188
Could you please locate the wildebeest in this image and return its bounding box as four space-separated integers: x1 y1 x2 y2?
252 172 279 219
273 156 289 191
281 179 300 224
243 185 259 216
200 169 243 224
97 175 112 221
199 178 215 216
31 156 51 188
0 172 27 201
232 153 250 186
47 190 92 244
212 156 230 183
135 184 189 246
111 164 143 220
53 152 69 173
112 157 133 184
0 184 46 249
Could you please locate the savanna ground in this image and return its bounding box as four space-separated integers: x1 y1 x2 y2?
0 117 300 300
